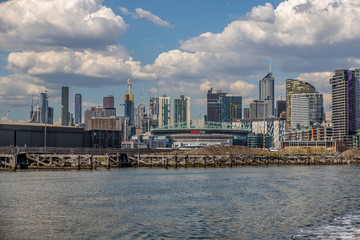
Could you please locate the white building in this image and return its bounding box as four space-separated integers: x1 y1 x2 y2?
291 93 324 130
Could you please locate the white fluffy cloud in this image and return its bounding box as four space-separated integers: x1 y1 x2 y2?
0 74 54 106
7 45 155 86
0 0 127 50
148 0 360 89
120 7 171 27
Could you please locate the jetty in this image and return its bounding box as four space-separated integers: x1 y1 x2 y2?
1 146 360 171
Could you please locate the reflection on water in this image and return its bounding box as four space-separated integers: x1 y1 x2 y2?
0 166 360 239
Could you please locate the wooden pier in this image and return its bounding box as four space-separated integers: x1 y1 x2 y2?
1 146 359 171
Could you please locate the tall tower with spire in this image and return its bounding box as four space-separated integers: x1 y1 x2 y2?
124 79 134 123
258 63 275 117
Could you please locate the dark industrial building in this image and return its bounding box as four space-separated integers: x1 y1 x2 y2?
0 123 121 148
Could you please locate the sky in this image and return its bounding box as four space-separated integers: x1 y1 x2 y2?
0 0 359 123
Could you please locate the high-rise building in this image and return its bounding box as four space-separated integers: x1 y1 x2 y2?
40 91 48 124
103 95 114 109
330 69 360 142
124 79 134 123
134 104 146 130
61 86 69 126
75 94 82 125
290 93 324 129
84 106 103 130
207 88 227 122
259 72 274 116
220 96 242 122
174 95 190 127
243 108 250 119
286 79 316 131
158 96 171 127
276 100 286 117
250 100 268 119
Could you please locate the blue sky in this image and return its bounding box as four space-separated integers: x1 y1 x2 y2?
0 0 358 123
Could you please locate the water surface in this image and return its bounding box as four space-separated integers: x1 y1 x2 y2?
1 166 360 239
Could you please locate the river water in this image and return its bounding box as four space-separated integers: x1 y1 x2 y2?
1 166 360 239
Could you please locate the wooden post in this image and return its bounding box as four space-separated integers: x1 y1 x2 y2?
106 154 110 169
77 155 81 170
117 153 120 168
213 156 216 168
11 155 17 171
203 157 206 168
89 156 93 170
175 156 177 168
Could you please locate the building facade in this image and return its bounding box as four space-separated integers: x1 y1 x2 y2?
158 96 171 128
174 95 190 127
75 93 82 125
330 69 360 142
276 100 286 117
207 88 227 122
259 72 275 116
286 79 317 131
290 93 324 130
250 100 268 119
61 86 69 126
220 96 242 122
103 95 114 109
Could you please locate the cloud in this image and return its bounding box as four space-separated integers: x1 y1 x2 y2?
0 0 127 50
7 45 156 86
120 7 172 28
143 0 360 99
0 74 54 107
296 72 333 93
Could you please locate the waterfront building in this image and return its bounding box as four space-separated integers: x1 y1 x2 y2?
290 93 324 130
103 95 114 109
207 88 227 122
61 86 70 126
158 96 171 128
286 123 332 142
276 100 286 118
247 134 271 149
75 94 82 125
174 95 190 127
236 117 286 148
124 79 134 124
220 96 242 122
330 69 360 142
259 72 275 116
286 79 317 131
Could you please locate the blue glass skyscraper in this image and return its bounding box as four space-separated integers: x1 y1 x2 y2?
75 94 82 125
40 91 48 123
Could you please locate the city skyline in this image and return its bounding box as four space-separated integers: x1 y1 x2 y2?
0 0 359 122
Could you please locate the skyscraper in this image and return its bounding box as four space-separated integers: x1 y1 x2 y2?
158 96 171 127
286 79 316 131
276 100 286 117
61 86 69 126
174 95 190 127
40 91 48 124
290 93 324 129
124 79 134 123
330 69 360 142
207 88 227 122
220 96 242 122
259 72 275 116
134 104 146 130
75 94 82 125
103 95 114 109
